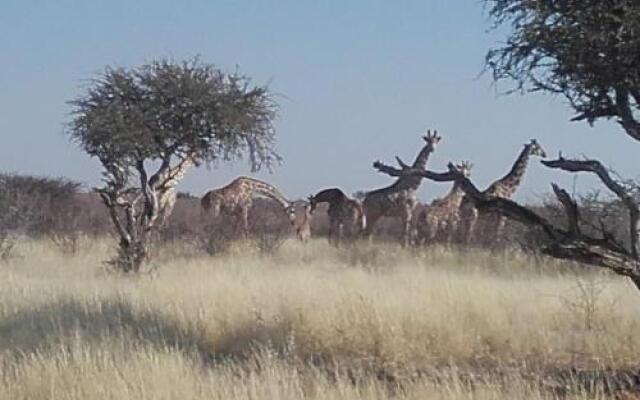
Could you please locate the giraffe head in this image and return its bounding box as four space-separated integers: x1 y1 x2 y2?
201 191 222 218
307 195 318 214
447 162 470 178
303 201 313 217
454 161 473 178
422 129 442 149
526 139 547 158
285 203 297 225
355 202 367 232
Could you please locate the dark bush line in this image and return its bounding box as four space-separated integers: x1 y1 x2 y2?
0 172 632 254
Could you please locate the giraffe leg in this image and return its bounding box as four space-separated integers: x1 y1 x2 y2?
417 215 434 246
421 224 436 246
459 205 478 246
230 211 243 238
401 207 413 247
363 212 381 242
336 222 344 247
328 218 338 246
240 206 250 238
446 218 459 245
467 213 478 245
488 215 507 248
434 221 446 244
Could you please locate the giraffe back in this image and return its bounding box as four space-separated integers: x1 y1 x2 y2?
202 176 295 222
309 188 348 212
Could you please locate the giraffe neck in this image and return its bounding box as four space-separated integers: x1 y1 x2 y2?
367 140 437 196
441 181 467 207
411 142 436 169
389 141 437 192
487 146 531 197
248 179 291 209
312 188 347 205
159 155 196 190
302 208 312 225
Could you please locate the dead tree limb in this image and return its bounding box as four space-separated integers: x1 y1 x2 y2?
373 160 640 292
542 156 640 260
551 183 580 237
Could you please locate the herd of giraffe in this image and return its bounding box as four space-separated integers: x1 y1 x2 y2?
194 131 547 247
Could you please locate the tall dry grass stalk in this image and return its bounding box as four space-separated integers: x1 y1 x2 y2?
0 239 638 399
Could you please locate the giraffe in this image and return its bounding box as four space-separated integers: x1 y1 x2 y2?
363 130 442 246
309 188 366 246
200 176 296 236
415 161 473 245
154 153 201 228
294 200 313 242
459 139 546 245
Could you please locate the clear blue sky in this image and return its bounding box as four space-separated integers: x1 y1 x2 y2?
0 1 636 202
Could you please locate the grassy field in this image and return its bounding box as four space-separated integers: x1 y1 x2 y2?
0 239 639 399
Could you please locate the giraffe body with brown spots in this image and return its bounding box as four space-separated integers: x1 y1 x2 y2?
201 176 296 236
415 161 473 245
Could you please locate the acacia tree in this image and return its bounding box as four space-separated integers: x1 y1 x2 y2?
376 1 640 291
67 58 279 272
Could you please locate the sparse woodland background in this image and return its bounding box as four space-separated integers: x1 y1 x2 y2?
0 170 633 259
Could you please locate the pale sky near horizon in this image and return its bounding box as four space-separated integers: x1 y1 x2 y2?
0 1 637 203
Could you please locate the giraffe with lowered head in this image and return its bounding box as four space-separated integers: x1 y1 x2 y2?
309 188 365 245
363 130 442 246
459 139 546 245
415 161 473 245
200 177 297 236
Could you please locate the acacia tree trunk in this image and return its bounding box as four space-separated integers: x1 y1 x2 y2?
99 189 157 273
97 156 175 273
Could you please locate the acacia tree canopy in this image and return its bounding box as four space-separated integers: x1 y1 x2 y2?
66 58 280 272
485 0 640 140
67 58 280 173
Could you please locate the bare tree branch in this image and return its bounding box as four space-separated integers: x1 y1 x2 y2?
135 160 158 230
551 183 580 237
542 156 640 259
395 156 410 169
372 160 640 290
615 88 640 142
97 190 131 245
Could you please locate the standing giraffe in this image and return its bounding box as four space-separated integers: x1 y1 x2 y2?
309 188 365 245
200 176 296 236
154 153 201 228
415 161 473 245
460 139 546 245
363 130 442 246
294 201 313 242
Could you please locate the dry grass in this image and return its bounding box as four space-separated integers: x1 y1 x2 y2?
0 238 639 399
